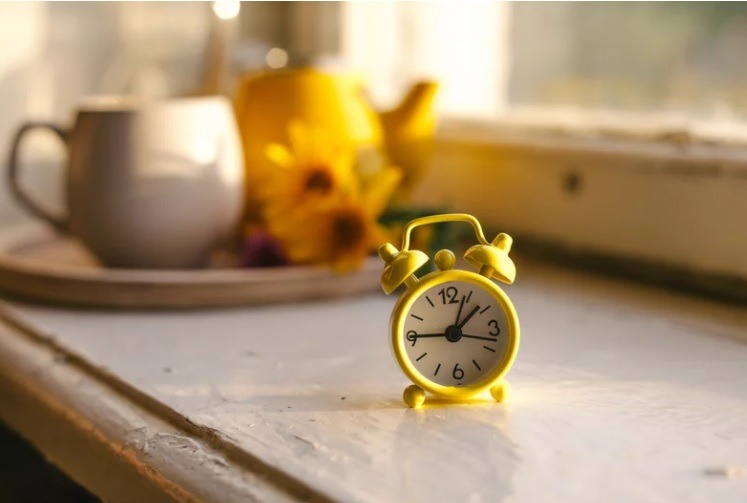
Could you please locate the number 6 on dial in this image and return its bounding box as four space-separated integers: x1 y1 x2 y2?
378 213 520 408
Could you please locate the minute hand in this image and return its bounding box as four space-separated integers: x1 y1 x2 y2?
458 305 480 329
461 334 497 342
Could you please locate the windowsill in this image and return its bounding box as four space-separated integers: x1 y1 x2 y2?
410 114 747 302
440 108 747 148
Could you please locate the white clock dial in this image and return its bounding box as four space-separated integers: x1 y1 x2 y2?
402 280 509 387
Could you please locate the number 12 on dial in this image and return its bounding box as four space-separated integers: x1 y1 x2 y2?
378 214 520 408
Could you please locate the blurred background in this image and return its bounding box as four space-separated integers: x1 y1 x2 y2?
4 1 747 226
1 3 746 500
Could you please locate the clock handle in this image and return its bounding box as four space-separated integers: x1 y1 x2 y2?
400 213 490 251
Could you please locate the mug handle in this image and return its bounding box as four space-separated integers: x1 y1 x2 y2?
7 122 70 233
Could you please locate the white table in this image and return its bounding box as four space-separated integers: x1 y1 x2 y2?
1 258 746 502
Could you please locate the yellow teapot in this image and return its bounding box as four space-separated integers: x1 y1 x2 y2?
233 68 438 215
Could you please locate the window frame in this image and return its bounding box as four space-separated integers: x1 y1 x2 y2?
409 116 747 302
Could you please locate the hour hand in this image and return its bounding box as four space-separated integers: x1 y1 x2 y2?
458 305 480 329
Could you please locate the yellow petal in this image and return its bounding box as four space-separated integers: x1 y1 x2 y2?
327 156 357 195
362 166 402 217
288 119 313 162
265 143 295 169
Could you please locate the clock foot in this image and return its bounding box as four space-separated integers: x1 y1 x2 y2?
403 385 426 408
490 380 511 402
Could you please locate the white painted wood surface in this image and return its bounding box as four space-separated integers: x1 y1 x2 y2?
0 318 307 503
2 259 747 502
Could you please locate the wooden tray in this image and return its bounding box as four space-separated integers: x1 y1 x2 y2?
0 224 383 309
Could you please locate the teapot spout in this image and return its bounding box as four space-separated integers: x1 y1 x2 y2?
379 81 439 143
379 81 438 200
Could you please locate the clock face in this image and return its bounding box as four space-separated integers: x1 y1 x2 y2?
402 280 510 387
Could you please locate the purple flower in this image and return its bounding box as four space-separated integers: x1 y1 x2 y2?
241 231 290 268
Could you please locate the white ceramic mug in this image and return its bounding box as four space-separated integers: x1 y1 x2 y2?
7 96 245 269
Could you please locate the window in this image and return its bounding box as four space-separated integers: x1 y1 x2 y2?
342 2 747 125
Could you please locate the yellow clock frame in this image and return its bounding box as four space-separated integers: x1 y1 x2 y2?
391 269 520 402
378 213 521 408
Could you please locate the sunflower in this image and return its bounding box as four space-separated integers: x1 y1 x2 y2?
265 198 382 272
258 120 403 271
260 120 357 210
264 165 402 271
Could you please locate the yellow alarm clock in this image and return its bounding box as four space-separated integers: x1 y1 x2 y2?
378 214 519 408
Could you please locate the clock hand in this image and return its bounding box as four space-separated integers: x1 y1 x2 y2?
406 333 447 343
455 295 466 325
457 305 480 329
460 334 498 342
